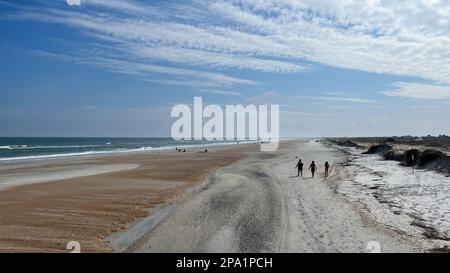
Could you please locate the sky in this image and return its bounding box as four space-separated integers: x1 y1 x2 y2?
1 0 450 137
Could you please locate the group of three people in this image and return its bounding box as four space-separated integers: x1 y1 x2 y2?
295 159 330 178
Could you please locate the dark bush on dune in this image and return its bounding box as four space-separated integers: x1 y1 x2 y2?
363 144 393 155
336 140 360 148
383 150 396 160
386 137 395 142
384 150 404 161
383 149 421 166
420 149 445 166
417 149 450 174
402 149 422 166
370 144 450 175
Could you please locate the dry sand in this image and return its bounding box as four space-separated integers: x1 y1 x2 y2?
0 144 259 253
124 140 422 253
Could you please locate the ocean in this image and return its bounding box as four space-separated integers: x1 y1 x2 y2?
0 137 246 161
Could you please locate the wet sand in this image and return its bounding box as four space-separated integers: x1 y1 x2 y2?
0 144 259 253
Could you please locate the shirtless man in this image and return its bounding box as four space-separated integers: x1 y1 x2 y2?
295 159 304 177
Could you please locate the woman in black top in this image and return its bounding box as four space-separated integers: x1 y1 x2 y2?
325 161 330 177
309 161 317 178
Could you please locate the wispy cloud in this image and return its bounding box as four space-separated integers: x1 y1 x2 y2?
3 0 450 93
197 89 242 96
298 96 379 104
382 82 450 100
205 0 450 85
32 50 256 88
281 110 333 117
1 1 308 89
82 105 98 110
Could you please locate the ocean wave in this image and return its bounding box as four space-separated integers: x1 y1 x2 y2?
0 146 154 162
0 145 29 149
0 144 119 150
0 140 260 162
36 145 110 149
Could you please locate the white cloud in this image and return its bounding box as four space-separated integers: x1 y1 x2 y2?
4 0 450 90
299 96 379 104
32 50 256 88
382 82 450 100
196 89 242 96
134 46 308 73
82 105 98 110
202 0 450 84
281 110 332 117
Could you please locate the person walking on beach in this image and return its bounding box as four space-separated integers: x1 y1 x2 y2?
295 159 304 177
324 161 330 177
309 161 317 178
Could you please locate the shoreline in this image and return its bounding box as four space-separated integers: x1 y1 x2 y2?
0 143 260 252
0 140 263 163
0 142 263 190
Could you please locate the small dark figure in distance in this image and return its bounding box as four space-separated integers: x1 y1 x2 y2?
325 161 330 177
295 159 304 177
309 161 317 178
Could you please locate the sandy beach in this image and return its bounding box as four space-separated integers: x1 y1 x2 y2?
117 140 425 253
1 139 447 253
0 144 259 252
3 0 450 258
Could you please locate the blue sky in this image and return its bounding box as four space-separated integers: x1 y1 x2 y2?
1 0 450 137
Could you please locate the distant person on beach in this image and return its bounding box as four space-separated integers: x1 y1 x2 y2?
309 161 317 178
325 161 330 177
295 159 304 177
